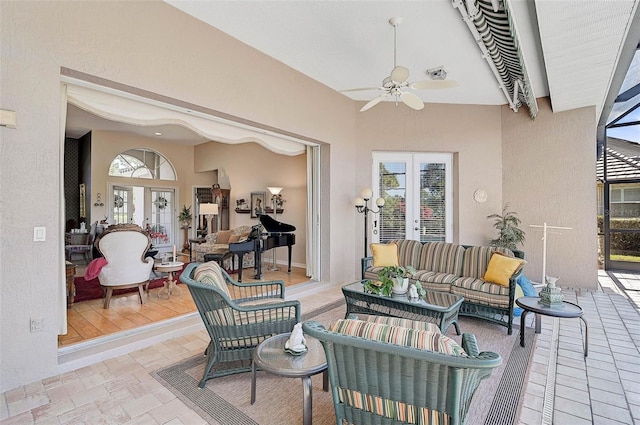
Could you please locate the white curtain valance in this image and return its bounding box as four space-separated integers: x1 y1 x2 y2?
66 84 306 156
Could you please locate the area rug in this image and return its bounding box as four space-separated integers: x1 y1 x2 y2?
73 263 187 302
153 302 535 425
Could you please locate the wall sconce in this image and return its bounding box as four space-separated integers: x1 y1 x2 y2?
0 110 16 129
94 193 104 207
355 188 385 258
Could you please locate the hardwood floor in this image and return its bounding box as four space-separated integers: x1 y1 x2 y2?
58 263 310 347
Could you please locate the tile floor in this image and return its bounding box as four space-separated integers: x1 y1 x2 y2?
1 272 639 424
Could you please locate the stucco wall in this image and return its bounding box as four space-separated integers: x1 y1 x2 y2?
502 99 598 289
0 0 599 393
354 102 505 261
0 0 354 392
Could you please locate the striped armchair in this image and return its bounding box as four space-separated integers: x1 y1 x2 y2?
303 319 501 425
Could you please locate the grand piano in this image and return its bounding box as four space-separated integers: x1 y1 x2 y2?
229 215 296 281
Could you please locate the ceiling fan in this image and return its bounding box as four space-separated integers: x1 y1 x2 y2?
342 17 458 112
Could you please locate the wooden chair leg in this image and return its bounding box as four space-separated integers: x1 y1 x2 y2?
138 284 146 304
103 288 113 309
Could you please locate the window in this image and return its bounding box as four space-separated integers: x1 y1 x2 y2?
109 148 176 180
373 152 453 243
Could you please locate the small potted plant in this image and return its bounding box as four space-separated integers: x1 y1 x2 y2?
371 265 416 296
178 205 193 229
487 203 525 255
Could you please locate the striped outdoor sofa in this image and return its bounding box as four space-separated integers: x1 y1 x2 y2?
362 240 524 334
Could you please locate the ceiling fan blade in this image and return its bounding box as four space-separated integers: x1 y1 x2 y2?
411 79 459 90
391 66 410 83
400 91 424 110
360 93 389 112
340 87 383 93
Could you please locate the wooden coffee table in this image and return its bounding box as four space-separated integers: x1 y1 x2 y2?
342 280 464 335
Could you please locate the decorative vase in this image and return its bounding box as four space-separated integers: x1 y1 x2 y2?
392 277 409 295
540 276 564 305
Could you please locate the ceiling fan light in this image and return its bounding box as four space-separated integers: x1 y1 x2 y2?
391 66 410 83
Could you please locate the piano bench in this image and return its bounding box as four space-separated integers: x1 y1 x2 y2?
204 251 235 272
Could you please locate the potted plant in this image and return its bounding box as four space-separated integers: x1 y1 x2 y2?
178 205 193 228
365 265 416 296
487 203 525 254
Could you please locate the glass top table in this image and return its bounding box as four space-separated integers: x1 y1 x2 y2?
251 333 328 425
341 280 464 335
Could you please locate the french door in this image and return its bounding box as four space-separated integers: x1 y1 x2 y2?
372 152 453 244
111 185 176 248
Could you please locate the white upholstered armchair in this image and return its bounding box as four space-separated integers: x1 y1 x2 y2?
95 224 154 309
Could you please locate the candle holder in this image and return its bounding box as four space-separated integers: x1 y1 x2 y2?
540 276 564 305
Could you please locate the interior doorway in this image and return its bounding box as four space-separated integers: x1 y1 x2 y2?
60 76 322 348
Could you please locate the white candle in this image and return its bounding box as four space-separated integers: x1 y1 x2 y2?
173 245 176 260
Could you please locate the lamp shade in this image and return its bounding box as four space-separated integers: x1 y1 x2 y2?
361 188 373 200
354 197 365 207
200 203 218 215
375 197 385 207
267 186 283 195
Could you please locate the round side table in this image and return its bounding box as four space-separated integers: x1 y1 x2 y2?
154 261 184 298
251 333 328 425
516 296 588 357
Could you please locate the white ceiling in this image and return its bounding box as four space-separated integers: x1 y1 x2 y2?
66 0 640 143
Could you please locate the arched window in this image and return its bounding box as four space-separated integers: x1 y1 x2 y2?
108 148 176 180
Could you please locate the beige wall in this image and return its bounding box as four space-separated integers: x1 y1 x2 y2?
194 141 307 266
89 131 215 245
502 99 598 289
0 0 597 392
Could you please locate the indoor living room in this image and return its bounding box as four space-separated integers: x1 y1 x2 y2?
61 102 313 347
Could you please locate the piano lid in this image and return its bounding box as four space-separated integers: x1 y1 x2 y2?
259 214 296 233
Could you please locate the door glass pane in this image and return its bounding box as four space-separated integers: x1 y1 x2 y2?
113 187 132 225
378 161 406 242
419 162 446 242
609 183 640 262
150 189 174 247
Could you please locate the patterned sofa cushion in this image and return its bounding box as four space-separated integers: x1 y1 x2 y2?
388 239 422 268
194 225 254 267
450 276 510 308
329 318 467 356
414 270 459 291
417 242 465 276
461 246 514 279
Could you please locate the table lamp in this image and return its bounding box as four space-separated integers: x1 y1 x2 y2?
200 203 219 237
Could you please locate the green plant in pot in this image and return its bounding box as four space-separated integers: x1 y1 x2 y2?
487 203 525 254
178 205 193 229
364 264 417 296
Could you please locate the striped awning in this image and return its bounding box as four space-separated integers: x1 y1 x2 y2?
453 0 538 119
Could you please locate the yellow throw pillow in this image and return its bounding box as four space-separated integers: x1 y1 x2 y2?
371 243 399 267
483 252 526 286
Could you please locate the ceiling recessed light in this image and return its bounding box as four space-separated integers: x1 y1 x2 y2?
154 132 162 136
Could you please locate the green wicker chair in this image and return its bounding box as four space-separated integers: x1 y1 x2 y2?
180 262 300 388
303 320 502 425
